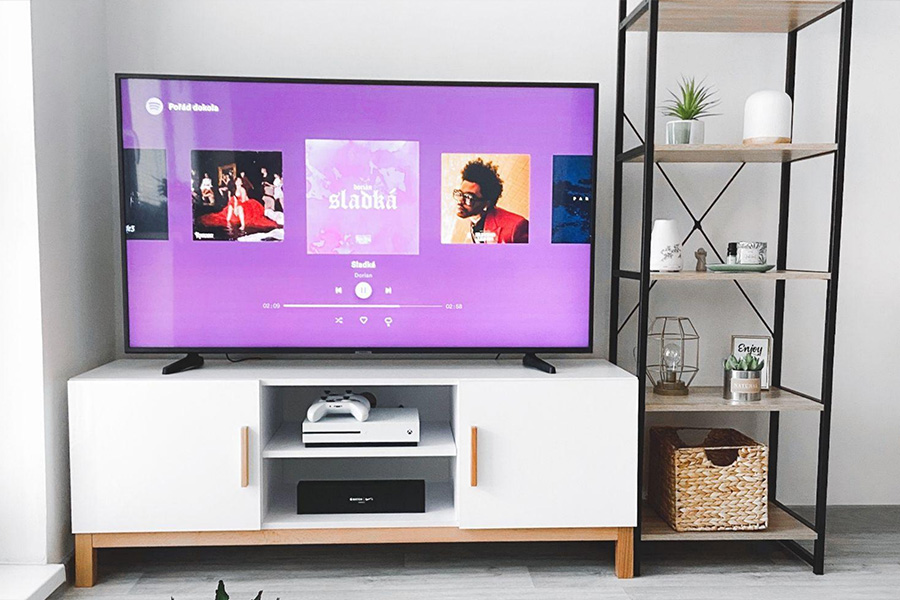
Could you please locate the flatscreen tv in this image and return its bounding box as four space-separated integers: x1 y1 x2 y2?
117 74 598 358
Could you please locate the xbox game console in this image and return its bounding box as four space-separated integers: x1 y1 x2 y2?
301 407 420 446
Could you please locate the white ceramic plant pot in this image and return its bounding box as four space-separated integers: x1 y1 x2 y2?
743 90 793 145
666 119 704 145
650 219 683 272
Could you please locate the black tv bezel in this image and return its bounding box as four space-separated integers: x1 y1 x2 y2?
116 73 599 356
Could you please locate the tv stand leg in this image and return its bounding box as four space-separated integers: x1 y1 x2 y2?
615 527 634 579
162 353 204 375
522 353 556 374
75 534 97 587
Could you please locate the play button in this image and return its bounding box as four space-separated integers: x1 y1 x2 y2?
355 282 373 299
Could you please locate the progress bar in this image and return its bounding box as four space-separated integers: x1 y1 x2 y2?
282 304 444 309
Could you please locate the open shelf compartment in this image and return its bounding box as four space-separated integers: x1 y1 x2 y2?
642 502 817 541
260 383 459 531
264 481 455 530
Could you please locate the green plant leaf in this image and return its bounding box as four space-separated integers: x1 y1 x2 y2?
215 580 229 600
661 76 721 120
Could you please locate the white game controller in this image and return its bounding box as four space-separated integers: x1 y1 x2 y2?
306 390 373 422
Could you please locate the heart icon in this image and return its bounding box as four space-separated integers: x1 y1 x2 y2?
359 316 368 324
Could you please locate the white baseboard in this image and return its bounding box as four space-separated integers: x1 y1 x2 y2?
0 565 65 600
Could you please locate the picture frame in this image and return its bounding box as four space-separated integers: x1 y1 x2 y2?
730 335 772 390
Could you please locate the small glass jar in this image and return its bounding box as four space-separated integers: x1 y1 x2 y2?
726 242 738 265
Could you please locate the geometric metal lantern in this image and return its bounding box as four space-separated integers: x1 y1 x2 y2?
646 316 700 396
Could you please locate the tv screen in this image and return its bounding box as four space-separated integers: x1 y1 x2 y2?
117 75 597 352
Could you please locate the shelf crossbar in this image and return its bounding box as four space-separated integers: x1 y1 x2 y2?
617 112 774 337
771 499 817 532
617 145 646 163
777 385 822 405
780 539 816 566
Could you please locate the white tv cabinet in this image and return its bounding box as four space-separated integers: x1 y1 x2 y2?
68 358 638 586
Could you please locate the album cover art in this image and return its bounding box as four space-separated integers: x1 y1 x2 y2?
123 148 168 240
191 150 284 242
440 153 530 244
306 140 419 255
552 155 593 244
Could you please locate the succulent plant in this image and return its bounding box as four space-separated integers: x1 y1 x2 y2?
724 354 765 372
661 76 720 121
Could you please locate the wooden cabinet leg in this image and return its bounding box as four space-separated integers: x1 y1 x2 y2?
75 534 98 587
615 527 634 579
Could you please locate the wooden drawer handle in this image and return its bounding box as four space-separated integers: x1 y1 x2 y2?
470 426 478 487
241 426 250 488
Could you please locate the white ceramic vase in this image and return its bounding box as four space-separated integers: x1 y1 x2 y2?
743 90 793 145
650 219 683 272
666 119 705 145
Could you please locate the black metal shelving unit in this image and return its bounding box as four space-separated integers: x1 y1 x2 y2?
609 0 852 576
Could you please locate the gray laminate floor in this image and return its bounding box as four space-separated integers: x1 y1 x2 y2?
54 507 900 600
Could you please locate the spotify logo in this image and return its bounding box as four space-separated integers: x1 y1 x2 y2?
145 97 164 116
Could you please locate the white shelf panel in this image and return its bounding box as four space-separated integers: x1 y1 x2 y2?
263 482 456 529
263 422 456 459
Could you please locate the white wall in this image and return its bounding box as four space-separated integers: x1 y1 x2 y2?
826 1 900 504
0 0 50 565
0 0 113 570
29 0 116 563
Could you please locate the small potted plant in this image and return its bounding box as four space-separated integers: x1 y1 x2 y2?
173 580 275 600
661 76 720 145
723 354 764 403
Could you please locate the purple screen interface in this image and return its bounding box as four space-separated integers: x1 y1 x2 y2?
120 78 596 349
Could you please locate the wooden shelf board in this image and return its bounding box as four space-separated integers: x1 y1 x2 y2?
651 269 830 281
647 386 823 412
624 143 837 163
628 0 844 33
263 421 456 459
642 502 817 541
263 482 456 530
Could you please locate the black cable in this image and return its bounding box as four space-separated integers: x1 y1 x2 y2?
225 354 262 363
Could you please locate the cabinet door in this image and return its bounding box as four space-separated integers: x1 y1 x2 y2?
456 379 637 529
69 379 261 533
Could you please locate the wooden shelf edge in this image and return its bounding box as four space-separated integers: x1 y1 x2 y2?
646 386 823 412
622 143 838 164
625 0 845 34
641 502 817 542
650 269 830 281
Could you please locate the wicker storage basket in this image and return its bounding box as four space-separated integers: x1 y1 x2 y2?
648 427 768 532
